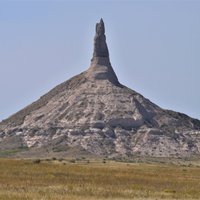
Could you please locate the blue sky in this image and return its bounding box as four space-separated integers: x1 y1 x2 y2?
0 0 200 120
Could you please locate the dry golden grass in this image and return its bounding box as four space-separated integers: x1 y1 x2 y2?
0 158 200 200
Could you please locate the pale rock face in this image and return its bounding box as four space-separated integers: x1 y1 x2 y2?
92 18 109 59
0 19 200 158
89 19 119 85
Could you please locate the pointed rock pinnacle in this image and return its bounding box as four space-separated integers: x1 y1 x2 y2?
93 18 109 58
91 18 110 66
88 19 119 85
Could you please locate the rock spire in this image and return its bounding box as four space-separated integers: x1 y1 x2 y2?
93 18 109 58
91 18 111 66
89 19 119 85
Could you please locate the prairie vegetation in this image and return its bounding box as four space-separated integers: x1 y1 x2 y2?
0 158 200 200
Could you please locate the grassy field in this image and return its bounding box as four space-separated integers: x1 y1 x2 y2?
0 158 200 200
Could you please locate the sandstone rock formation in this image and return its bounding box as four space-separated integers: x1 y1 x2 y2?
89 18 119 85
92 18 109 58
0 19 200 158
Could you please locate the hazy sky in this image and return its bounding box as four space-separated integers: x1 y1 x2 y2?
0 0 200 121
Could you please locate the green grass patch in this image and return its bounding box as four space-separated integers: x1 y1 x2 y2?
0 147 28 157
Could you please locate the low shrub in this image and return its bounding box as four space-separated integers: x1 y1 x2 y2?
32 159 41 164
